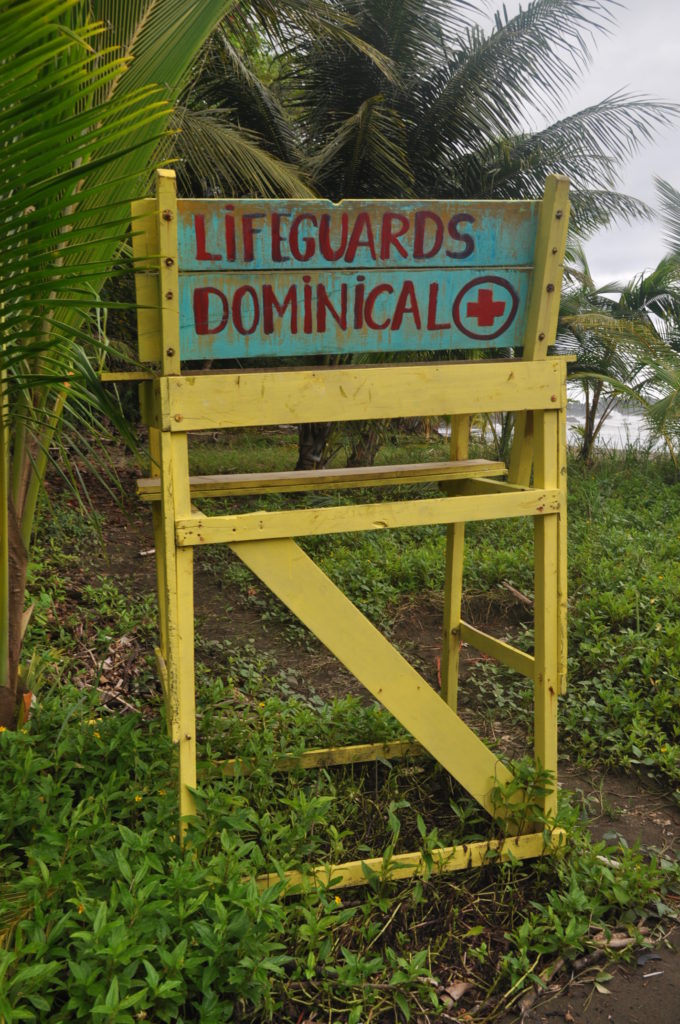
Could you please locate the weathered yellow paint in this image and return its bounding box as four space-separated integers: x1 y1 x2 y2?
176 489 562 546
170 432 197 832
156 171 181 377
254 828 567 892
154 646 169 702
508 175 570 485
441 415 469 709
229 537 516 818
558 404 569 695
144 359 566 433
533 411 560 818
137 458 506 501
460 622 535 680
131 197 162 363
218 740 424 777
99 371 156 382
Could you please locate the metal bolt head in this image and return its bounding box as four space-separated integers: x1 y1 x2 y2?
546 283 555 293
174 413 183 422
550 394 557 402
165 291 174 300
165 257 174 267
166 347 175 357
555 209 563 219
552 247 558 255
162 209 173 221
538 332 546 341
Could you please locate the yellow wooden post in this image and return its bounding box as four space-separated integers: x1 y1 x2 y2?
532 409 560 818
441 415 469 708
509 175 570 486
155 170 197 832
557 402 568 696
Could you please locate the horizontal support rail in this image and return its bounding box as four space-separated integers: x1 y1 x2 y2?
460 622 535 680
254 829 567 892
176 489 561 545
215 739 425 778
137 458 506 502
141 359 567 432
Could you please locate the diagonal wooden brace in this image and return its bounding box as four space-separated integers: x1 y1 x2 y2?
229 537 516 819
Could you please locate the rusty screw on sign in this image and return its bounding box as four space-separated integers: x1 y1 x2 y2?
165 257 174 267
165 291 174 300
174 413 183 422
166 348 175 357
162 209 173 221
546 284 555 293
555 210 563 219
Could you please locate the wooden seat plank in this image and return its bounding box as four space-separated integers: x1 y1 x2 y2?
137 458 507 501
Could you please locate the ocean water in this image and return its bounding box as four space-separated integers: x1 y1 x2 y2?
565 403 660 451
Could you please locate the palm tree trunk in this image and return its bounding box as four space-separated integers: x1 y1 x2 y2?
346 421 382 467
296 422 333 470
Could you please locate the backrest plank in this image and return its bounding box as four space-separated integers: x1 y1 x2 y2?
141 359 565 433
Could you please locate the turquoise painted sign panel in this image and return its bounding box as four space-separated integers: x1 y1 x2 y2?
178 268 532 360
177 199 539 272
174 198 539 359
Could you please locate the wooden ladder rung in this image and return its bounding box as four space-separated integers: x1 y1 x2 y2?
137 459 507 502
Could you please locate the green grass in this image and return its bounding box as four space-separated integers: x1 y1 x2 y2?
4 432 680 1021
1 679 676 1023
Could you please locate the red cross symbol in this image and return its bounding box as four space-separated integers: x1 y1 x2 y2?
466 287 506 327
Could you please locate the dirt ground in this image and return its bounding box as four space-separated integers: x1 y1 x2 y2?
53 466 680 1024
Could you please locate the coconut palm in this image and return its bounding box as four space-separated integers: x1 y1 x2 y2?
273 0 678 466
558 247 680 461
1 0 395 726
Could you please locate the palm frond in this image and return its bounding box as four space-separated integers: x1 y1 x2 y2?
657 177 680 256
171 106 314 198
306 95 414 199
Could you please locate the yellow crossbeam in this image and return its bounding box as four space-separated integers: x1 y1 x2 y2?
460 622 535 679
177 489 561 545
216 739 424 777
141 358 567 432
255 829 567 892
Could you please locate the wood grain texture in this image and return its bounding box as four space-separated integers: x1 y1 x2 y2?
136 458 507 501
177 197 539 271
152 359 566 432
175 489 562 545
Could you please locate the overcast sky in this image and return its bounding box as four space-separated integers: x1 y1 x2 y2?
481 1 680 286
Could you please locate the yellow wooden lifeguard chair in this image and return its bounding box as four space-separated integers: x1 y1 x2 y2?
132 169 569 889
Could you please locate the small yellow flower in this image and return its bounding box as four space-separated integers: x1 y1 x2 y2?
661 745 668 753
93 731 101 739
650 598 656 604
87 719 97 726
135 795 143 803
78 903 84 914
658 575 664 580
259 702 266 708
334 895 342 905
170 834 177 843
158 789 166 796
0 726 6 733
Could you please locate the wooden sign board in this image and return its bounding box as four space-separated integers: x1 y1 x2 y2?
174 199 539 360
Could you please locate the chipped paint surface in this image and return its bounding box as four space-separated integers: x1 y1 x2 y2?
175 199 539 360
